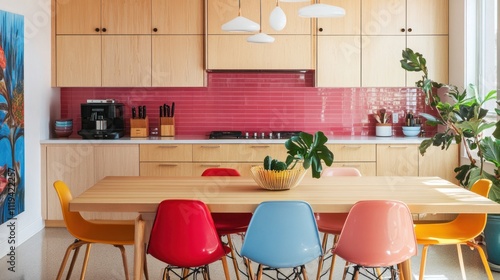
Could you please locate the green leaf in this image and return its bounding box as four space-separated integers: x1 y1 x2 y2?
481 137 500 168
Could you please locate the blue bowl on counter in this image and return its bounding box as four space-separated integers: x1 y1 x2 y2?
402 126 420 137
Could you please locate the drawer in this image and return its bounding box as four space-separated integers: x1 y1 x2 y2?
331 162 376 176
327 144 376 161
140 162 193 176
193 144 287 162
140 144 192 162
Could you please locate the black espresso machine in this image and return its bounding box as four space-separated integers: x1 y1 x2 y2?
78 103 125 139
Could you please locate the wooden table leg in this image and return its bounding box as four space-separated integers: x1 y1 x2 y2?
134 214 145 280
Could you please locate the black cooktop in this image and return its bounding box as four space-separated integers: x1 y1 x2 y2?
208 131 301 139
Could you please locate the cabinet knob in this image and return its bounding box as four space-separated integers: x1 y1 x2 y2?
408 28 413 32
95 28 100 32
318 27 323 32
153 28 158 32
400 28 405 32
102 28 107 32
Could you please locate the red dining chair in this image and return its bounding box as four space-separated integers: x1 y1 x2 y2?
333 200 418 280
202 167 252 280
147 199 231 280
316 167 361 280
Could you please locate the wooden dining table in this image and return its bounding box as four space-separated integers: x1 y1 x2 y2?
69 175 500 280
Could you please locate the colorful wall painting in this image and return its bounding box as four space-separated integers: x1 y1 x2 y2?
0 10 24 224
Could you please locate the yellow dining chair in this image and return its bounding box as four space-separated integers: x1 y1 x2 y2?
415 178 494 280
53 180 148 280
316 167 361 280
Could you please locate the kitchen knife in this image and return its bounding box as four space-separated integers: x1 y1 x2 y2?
166 105 170 118
138 106 143 119
170 102 175 117
143 106 146 118
159 106 163 117
132 107 136 119
163 104 167 118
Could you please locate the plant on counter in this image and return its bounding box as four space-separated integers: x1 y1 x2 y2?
400 48 500 198
263 131 334 179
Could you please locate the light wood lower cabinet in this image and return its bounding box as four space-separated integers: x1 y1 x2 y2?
192 144 287 163
43 144 140 225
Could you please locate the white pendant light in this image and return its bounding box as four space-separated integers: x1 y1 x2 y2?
299 3 346 18
247 0 274 43
269 0 287 31
222 0 260 32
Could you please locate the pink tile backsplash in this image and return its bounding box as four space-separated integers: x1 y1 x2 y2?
60 71 436 138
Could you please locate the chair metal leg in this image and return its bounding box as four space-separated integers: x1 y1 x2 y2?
79 243 92 280
419 245 430 280
115 245 129 280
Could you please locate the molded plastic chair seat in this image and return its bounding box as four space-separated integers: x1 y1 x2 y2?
53 180 147 280
333 200 417 280
241 200 323 280
147 199 231 279
415 179 494 280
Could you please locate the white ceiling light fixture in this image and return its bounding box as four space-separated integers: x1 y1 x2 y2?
247 0 275 43
298 2 346 18
221 0 260 32
269 0 287 31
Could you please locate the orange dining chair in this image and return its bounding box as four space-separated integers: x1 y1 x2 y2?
333 200 417 280
415 178 494 280
53 180 148 280
202 167 252 280
316 167 361 280
147 199 231 280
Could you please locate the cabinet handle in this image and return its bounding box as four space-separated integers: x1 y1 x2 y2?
407 28 412 32
318 27 323 32
200 145 220 148
95 28 100 32
200 164 221 167
388 146 407 149
158 145 178 148
400 28 405 32
102 28 107 32
341 164 361 167
153 28 158 32
343 145 361 149
158 164 178 167
250 145 270 148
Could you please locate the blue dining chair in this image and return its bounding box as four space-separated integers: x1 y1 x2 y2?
241 200 323 280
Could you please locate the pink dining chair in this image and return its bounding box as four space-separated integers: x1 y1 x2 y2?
333 200 418 280
202 167 252 280
316 167 361 280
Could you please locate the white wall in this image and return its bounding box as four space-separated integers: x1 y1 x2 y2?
0 0 59 257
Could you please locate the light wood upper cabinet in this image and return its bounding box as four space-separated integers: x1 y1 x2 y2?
317 0 361 35
56 0 102 34
56 35 102 87
362 36 407 87
316 36 361 87
406 36 448 85
152 0 204 34
102 0 151 34
207 0 259 35
102 35 152 87
407 0 448 35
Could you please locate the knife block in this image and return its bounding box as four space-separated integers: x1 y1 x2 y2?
130 117 149 137
160 117 175 137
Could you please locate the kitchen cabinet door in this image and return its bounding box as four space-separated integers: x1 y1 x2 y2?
419 144 459 183
140 163 194 176
207 35 312 70
101 0 151 34
316 36 361 87
192 163 257 177
207 0 260 35
328 144 376 161
56 35 102 87
152 35 204 87
361 0 406 35
407 35 449 85
331 162 377 176
317 0 361 35
193 144 287 162
407 0 448 35
152 0 204 34
45 145 95 221
101 35 152 87
94 145 139 182
377 144 418 176
140 144 193 162
362 36 406 87
55 0 102 35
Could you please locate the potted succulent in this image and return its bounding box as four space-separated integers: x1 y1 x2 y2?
400 48 500 270
251 131 334 190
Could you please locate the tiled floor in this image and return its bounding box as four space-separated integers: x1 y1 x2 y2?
1 227 500 279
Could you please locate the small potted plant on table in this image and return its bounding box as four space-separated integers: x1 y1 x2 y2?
251 131 334 190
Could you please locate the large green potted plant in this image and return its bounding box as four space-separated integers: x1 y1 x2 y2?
401 48 500 270
252 131 334 190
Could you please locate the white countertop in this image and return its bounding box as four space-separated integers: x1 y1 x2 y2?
40 135 426 145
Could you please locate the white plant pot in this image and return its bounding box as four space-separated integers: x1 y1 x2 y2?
376 124 392 137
